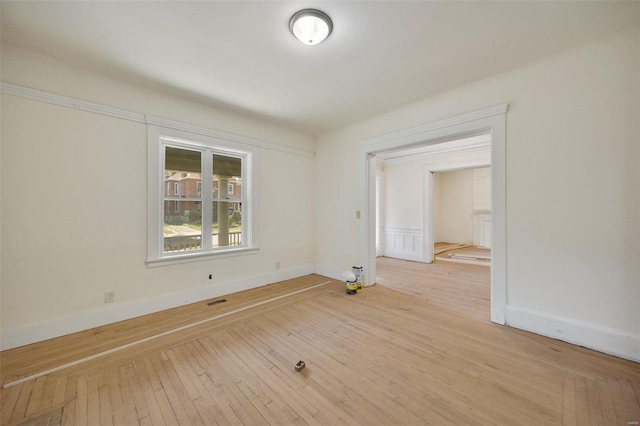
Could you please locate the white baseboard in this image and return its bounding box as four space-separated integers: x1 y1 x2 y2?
0 264 314 351
314 264 345 282
383 251 423 262
505 306 640 363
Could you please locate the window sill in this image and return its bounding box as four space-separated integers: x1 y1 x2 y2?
146 247 259 268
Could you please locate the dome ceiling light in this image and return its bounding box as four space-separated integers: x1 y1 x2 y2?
289 9 333 45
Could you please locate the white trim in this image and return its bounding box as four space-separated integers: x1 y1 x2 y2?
383 253 423 262
423 169 435 263
365 155 378 286
147 125 260 265
383 227 422 234
360 105 508 151
375 168 385 257
0 264 315 351
0 82 315 158
383 227 423 262
423 150 491 173
473 211 492 248
0 81 146 123
379 134 492 165
490 113 507 324
359 104 508 324
505 306 640 363
383 146 490 166
146 247 260 268
146 115 315 158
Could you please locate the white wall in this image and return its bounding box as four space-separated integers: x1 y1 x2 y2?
383 161 423 230
435 169 474 244
472 167 492 211
2 25 639 362
0 45 316 349
315 27 640 360
381 161 423 261
435 166 492 245
471 167 492 248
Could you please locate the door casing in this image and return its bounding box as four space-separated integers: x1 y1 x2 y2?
358 105 507 325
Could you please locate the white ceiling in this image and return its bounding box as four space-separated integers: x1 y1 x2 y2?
1 1 637 136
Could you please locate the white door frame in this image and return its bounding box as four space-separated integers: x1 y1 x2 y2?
358 104 508 324
375 165 385 257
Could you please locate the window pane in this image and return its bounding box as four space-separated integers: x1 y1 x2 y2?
212 154 241 179
164 146 203 253
165 146 201 198
212 154 242 201
228 179 241 201
212 201 242 248
213 178 242 201
166 146 201 173
163 201 202 253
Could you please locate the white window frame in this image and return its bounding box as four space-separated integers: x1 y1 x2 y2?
147 125 259 267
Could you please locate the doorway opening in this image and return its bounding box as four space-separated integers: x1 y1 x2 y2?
374 134 492 320
358 105 507 324
433 167 492 267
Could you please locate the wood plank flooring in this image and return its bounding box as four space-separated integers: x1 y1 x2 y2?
1 272 639 425
434 242 491 266
0 275 327 387
433 242 471 255
376 255 491 321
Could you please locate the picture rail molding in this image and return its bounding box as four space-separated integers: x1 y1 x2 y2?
0 81 315 158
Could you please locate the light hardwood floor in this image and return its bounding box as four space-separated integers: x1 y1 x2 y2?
376 255 491 321
434 245 491 267
1 271 639 425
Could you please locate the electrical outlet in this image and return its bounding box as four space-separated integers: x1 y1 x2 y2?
104 291 115 303
209 274 213 280
276 261 281 270
356 210 361 219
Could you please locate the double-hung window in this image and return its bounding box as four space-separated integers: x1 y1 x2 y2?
147 126 258 266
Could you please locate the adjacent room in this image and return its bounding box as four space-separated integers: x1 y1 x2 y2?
433 167 492 266
1 1 639 425
376 135 493 319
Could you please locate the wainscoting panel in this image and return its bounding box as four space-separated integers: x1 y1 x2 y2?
473 211 492 248
384 227 423 262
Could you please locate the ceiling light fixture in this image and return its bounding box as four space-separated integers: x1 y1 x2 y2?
289 9 333 46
